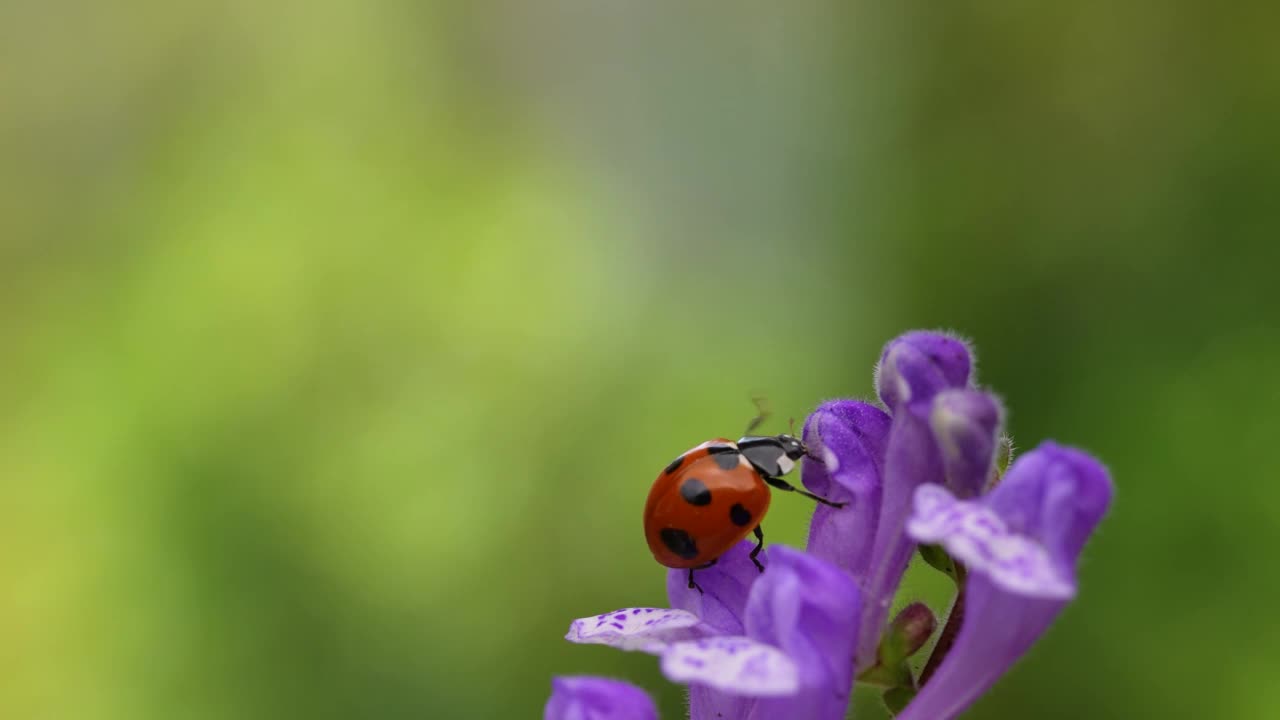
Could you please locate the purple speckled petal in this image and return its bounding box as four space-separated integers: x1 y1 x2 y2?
801 400 891 583
897 442 1112 720
908 485 1074 598
660 636 799 697
667 541 763 635
566 608 706 654
544 676 659 720
741 546 861 720
875 331 973 411
666 541 766 720
930 389 1003 498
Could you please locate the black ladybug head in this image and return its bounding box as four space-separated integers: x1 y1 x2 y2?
776 434 806 461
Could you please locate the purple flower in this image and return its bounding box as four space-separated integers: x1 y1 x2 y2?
898 442 1113 720
544 676 658 720
552 331 1113 720
813 333 1004 669
566 543 859 720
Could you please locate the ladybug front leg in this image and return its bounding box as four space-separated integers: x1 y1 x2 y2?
763 475 846 508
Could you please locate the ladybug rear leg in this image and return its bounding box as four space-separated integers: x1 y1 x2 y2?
687 559 717 595
764 476 846 508
749 525 765 573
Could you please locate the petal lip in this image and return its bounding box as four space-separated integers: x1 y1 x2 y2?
660 636 800 697
545 676 659 720
907 485 1076 599
566 607 705 654
992 441 1114 555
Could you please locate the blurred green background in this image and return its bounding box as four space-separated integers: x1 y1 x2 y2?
3 2 1278 719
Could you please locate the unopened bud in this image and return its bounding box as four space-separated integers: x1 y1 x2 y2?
930 389 1003 498
875 332 973 410
879 601 937 665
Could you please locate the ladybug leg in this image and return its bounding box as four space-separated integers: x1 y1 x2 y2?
749 525 765 573
764 476 846 508
687 559 717 595
687 569 702 594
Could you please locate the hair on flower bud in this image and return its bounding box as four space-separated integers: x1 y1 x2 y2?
987 434 1016 491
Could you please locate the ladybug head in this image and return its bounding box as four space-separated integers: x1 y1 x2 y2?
776 434 807 461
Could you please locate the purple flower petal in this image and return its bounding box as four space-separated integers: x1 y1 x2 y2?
545 676 659 720
801 400 891 582
566 608 706 654
660 636 799 697
665 541 770 720
898 442 1113 720
741 546 861 720
667 540 763 635
856 401 944 668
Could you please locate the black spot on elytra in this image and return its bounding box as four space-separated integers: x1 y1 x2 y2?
660 528 700 559
730 503 753 527
711 450 741 470
680 478 712 506
664 455 685 474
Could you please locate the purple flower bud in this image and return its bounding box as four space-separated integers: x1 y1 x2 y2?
930 389 1004 498
544 676 658 720
899 442 1113 720
857 333 983 669
875 332 973 411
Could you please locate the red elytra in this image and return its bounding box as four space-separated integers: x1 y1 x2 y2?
642 432 843 592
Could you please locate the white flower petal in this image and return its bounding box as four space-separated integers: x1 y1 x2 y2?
908 485 1076 599
566 608 703 654
661 636 799 697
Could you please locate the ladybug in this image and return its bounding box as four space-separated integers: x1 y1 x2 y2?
643 415 844 593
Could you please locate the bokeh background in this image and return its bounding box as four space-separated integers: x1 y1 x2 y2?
3 2 1278 719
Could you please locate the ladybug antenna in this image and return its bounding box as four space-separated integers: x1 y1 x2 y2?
743 395 771 436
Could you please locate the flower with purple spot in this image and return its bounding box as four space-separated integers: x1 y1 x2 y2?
546 330 1113 720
